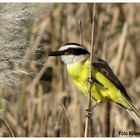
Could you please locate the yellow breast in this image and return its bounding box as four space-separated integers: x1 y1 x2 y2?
66 60 106 102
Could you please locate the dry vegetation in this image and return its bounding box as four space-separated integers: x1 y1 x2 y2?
0 3 140 137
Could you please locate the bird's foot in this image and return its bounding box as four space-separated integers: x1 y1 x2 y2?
88 77 94 84
88 77 104 87
85 108 93 118
84 102 102 118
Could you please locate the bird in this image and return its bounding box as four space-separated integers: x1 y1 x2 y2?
48 42 140 125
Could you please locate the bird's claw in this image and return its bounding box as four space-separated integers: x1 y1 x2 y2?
85 109 93 118
88 77 94 84
84 102 102 118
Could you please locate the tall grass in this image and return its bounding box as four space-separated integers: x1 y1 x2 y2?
0 3 140 137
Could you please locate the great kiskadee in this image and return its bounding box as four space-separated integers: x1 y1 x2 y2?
49 42 140 125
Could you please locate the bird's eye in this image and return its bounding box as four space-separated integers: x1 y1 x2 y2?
65 51 70 55
68 48 72 52
65 48 72 55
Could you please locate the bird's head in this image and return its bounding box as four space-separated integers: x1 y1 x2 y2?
48 43 90 65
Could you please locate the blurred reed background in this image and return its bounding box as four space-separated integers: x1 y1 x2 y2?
0 3 140 137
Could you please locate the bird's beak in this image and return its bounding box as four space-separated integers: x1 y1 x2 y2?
48 51 64 56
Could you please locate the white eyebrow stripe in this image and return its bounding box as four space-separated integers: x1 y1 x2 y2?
59 44 84 51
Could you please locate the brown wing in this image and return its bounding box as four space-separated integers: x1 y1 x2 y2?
93 57 132 102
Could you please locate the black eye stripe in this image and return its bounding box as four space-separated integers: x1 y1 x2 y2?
63 48 90 55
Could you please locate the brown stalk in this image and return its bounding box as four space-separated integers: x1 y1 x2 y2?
78 20 84 46
114 22 128 75
102 101 111 137
84 3 96 137
27 59 49 95
0 113 14 137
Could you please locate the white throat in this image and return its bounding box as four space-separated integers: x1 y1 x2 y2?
61 54 89 65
